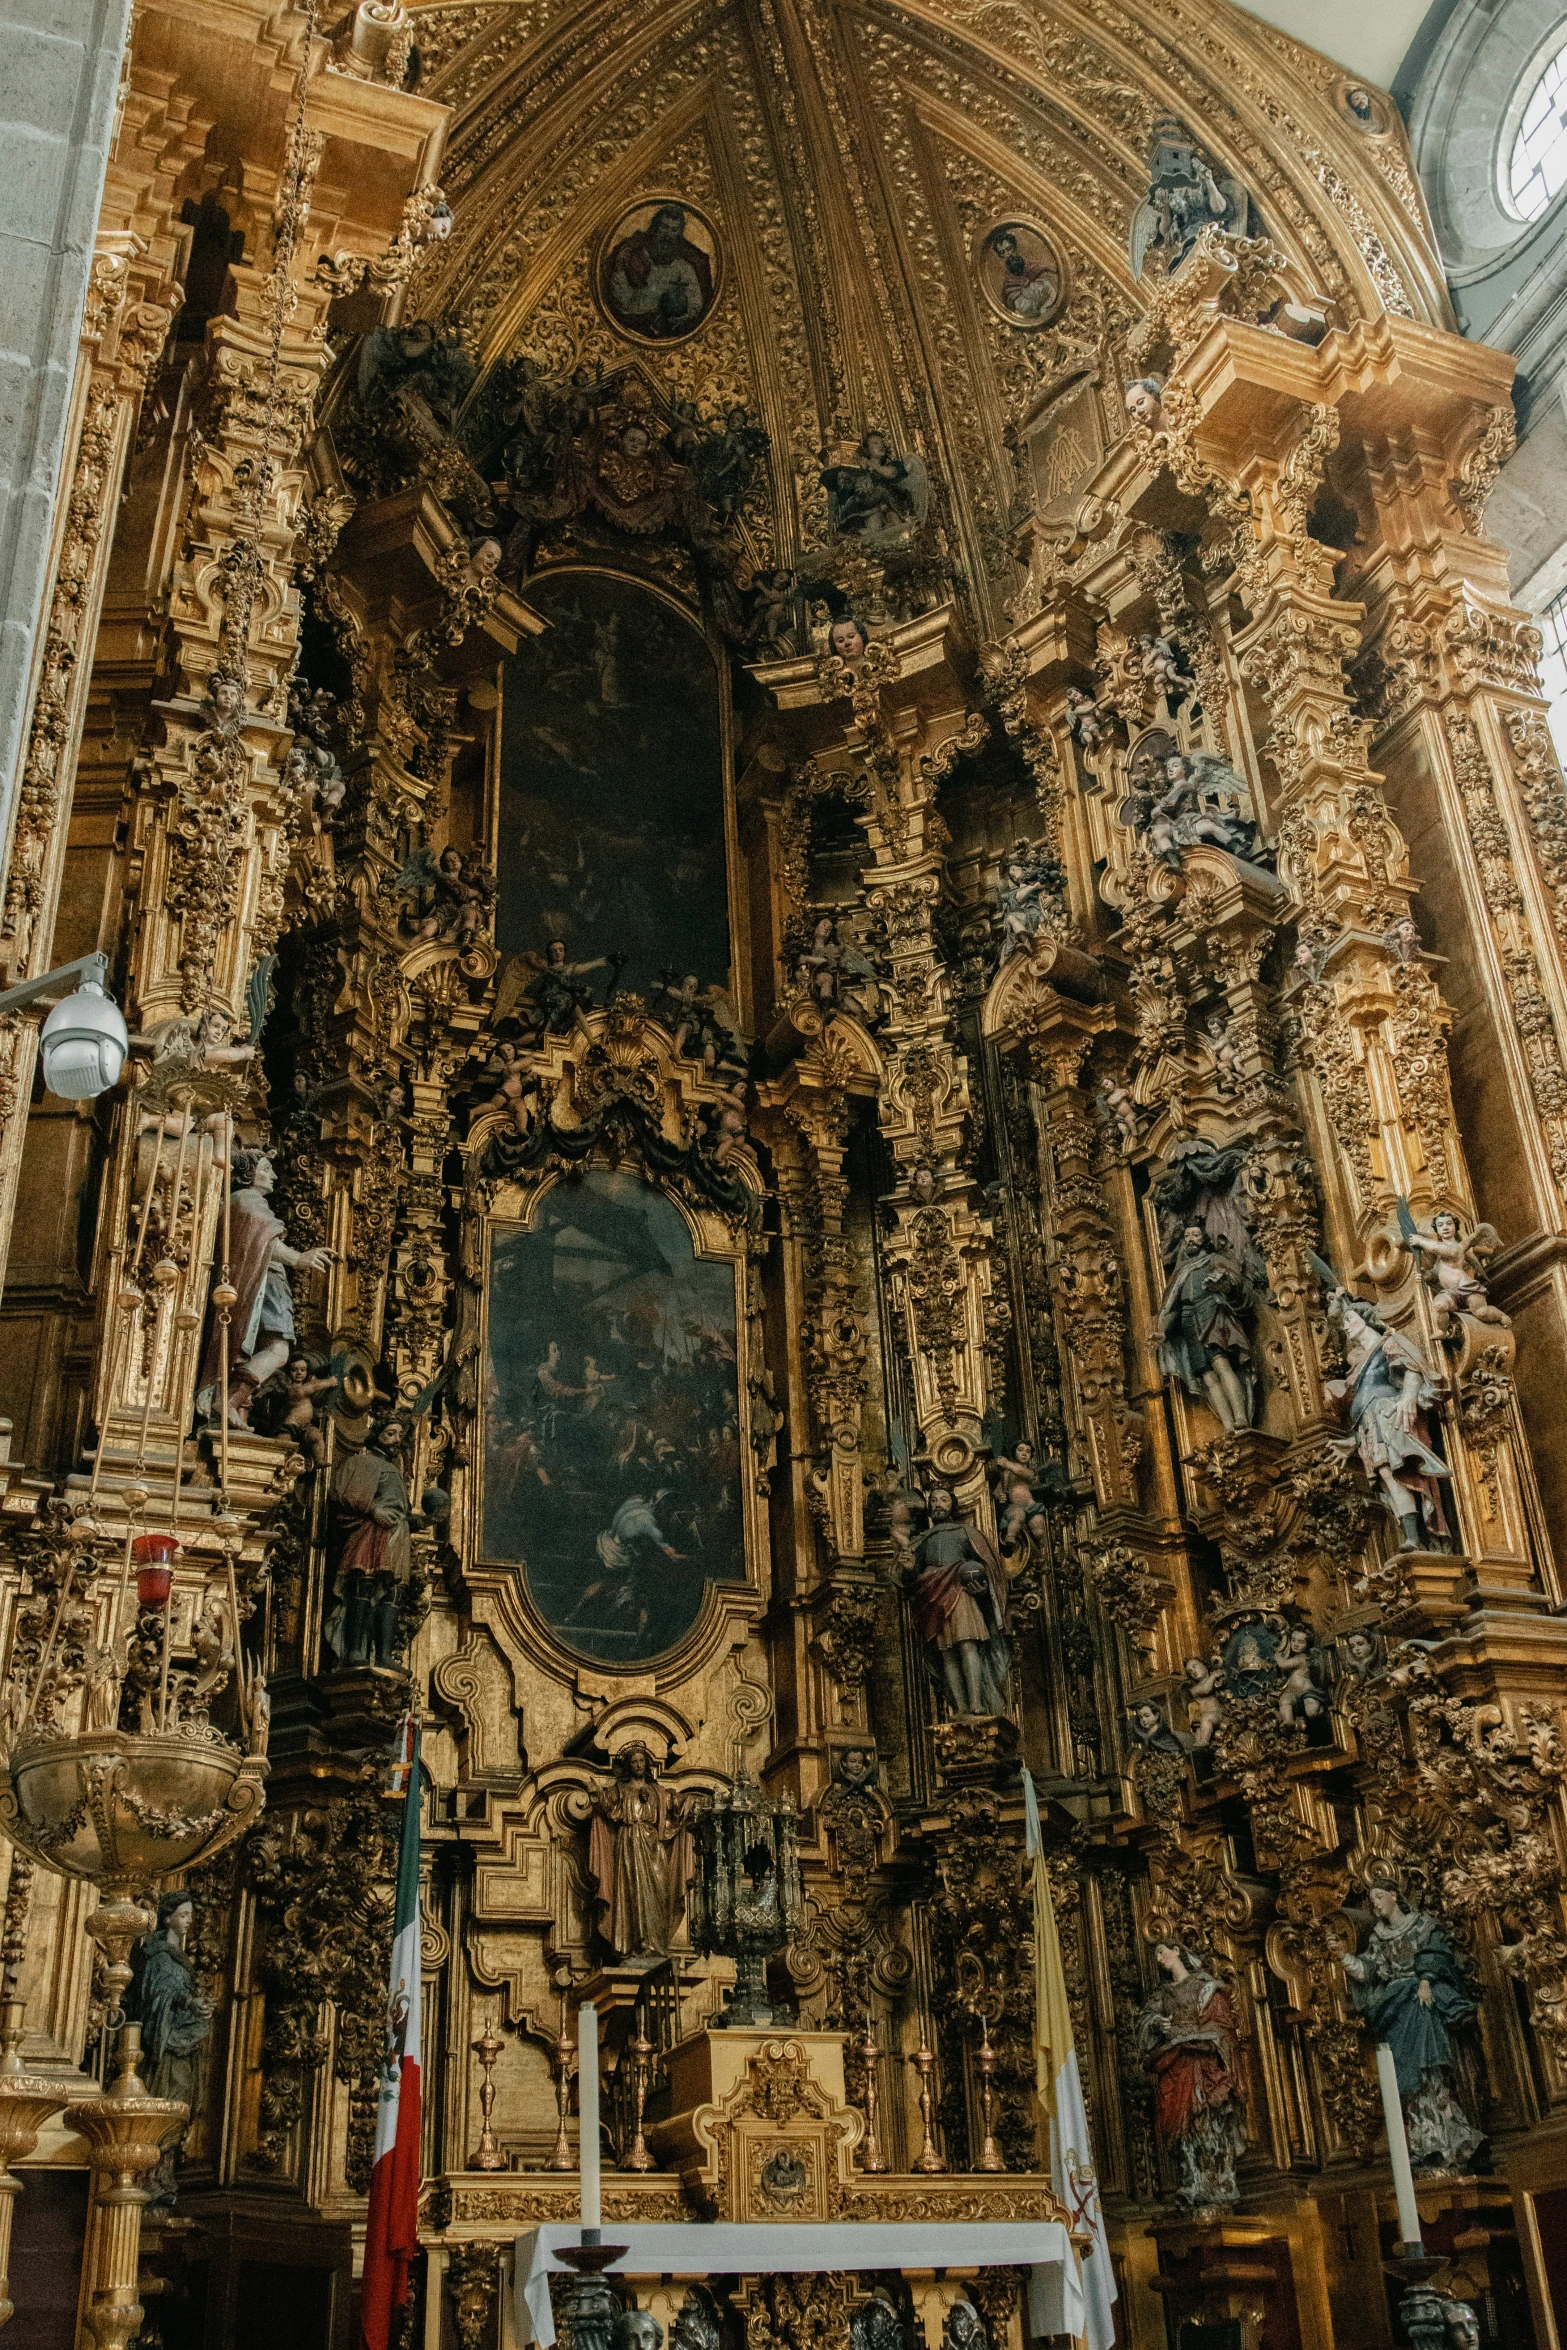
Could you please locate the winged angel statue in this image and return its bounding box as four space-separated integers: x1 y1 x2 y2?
1394 1199 1510 1341
1129 116 1256 281
1119 746 1264 870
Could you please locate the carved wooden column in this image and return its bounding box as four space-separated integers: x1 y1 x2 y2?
1163 320 1542 1594
810 615 996 1499
755 1036 882 1786
73 37 451 1466
1341 336 1567 1590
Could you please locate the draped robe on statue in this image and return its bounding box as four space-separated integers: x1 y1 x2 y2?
1137 1964 1247 2208
332 1446 413 1584
588 1774 691 1957
198 1183 290 1394
912 1519 1008 1652
128 1930 210 2110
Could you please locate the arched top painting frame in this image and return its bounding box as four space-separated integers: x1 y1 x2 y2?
473 1141 767 1683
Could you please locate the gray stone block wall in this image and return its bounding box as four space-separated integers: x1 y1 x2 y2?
0 0 132 926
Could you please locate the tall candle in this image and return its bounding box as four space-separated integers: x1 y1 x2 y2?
1376 2042 1422 2252
578 1998 601 2231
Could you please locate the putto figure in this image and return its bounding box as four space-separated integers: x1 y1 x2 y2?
1341 1876 1485 2173
995 837 1066 962
903 1486 1012 1718
1136 1941 1247 2209
820 431 929 552
1126 749 1263 870
1123 374 1166 432
1395 1200 1509 1341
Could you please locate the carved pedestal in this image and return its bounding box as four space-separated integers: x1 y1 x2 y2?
649 2029 860 2221
1148 2214 1303 2350
931 1717 1020 1787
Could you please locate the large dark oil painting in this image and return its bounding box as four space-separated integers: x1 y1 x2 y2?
483 1172 746 1661
497 572 730 1001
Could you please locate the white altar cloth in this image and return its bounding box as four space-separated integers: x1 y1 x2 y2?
513 2222 1085 2347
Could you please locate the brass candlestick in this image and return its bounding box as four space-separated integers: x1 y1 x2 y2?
469 2011 506 2172
550 2006 576 2173
908 2043 946 2173
973 2013 1003 2171
854 2019 888 2174
618 2014 656 2172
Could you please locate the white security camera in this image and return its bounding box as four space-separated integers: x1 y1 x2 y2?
40 977 129 1099
0 952 129 1102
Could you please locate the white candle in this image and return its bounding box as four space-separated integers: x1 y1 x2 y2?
1376 2041 1422 2251
578 1998 601 2231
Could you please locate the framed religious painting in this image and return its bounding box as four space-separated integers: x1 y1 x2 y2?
975 216 1067 330
477 1164 765 1670
595 196 722 344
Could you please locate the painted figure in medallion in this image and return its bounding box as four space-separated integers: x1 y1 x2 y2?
979 222 1062 326
601 201 717 341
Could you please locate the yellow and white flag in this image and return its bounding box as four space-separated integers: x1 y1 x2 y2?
1023 1767 1117 2350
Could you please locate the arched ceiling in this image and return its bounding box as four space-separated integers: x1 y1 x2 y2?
1235 0 1432 92
398 0 1448 625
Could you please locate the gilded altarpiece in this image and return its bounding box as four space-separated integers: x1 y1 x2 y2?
0 1 1565 2347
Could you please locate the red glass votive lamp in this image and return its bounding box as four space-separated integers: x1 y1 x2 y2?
131 1531 180 1608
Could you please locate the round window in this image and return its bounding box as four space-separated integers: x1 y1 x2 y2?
1505 30 1567 220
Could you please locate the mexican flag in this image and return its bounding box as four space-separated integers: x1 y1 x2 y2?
1023 1767 1118 2350
360 1714 423 2350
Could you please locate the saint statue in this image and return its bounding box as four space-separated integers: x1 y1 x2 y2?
587 1741 692 1959
1156 1223 1258 1431
904 1487 1012 1718
1136 1941 1247 2210
197 1147 335 1427
1341 1876 1485 2173
327 1414 414 1669
126 1892 214 2208
1324 1291 1452 1551
1129 115 1254 278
